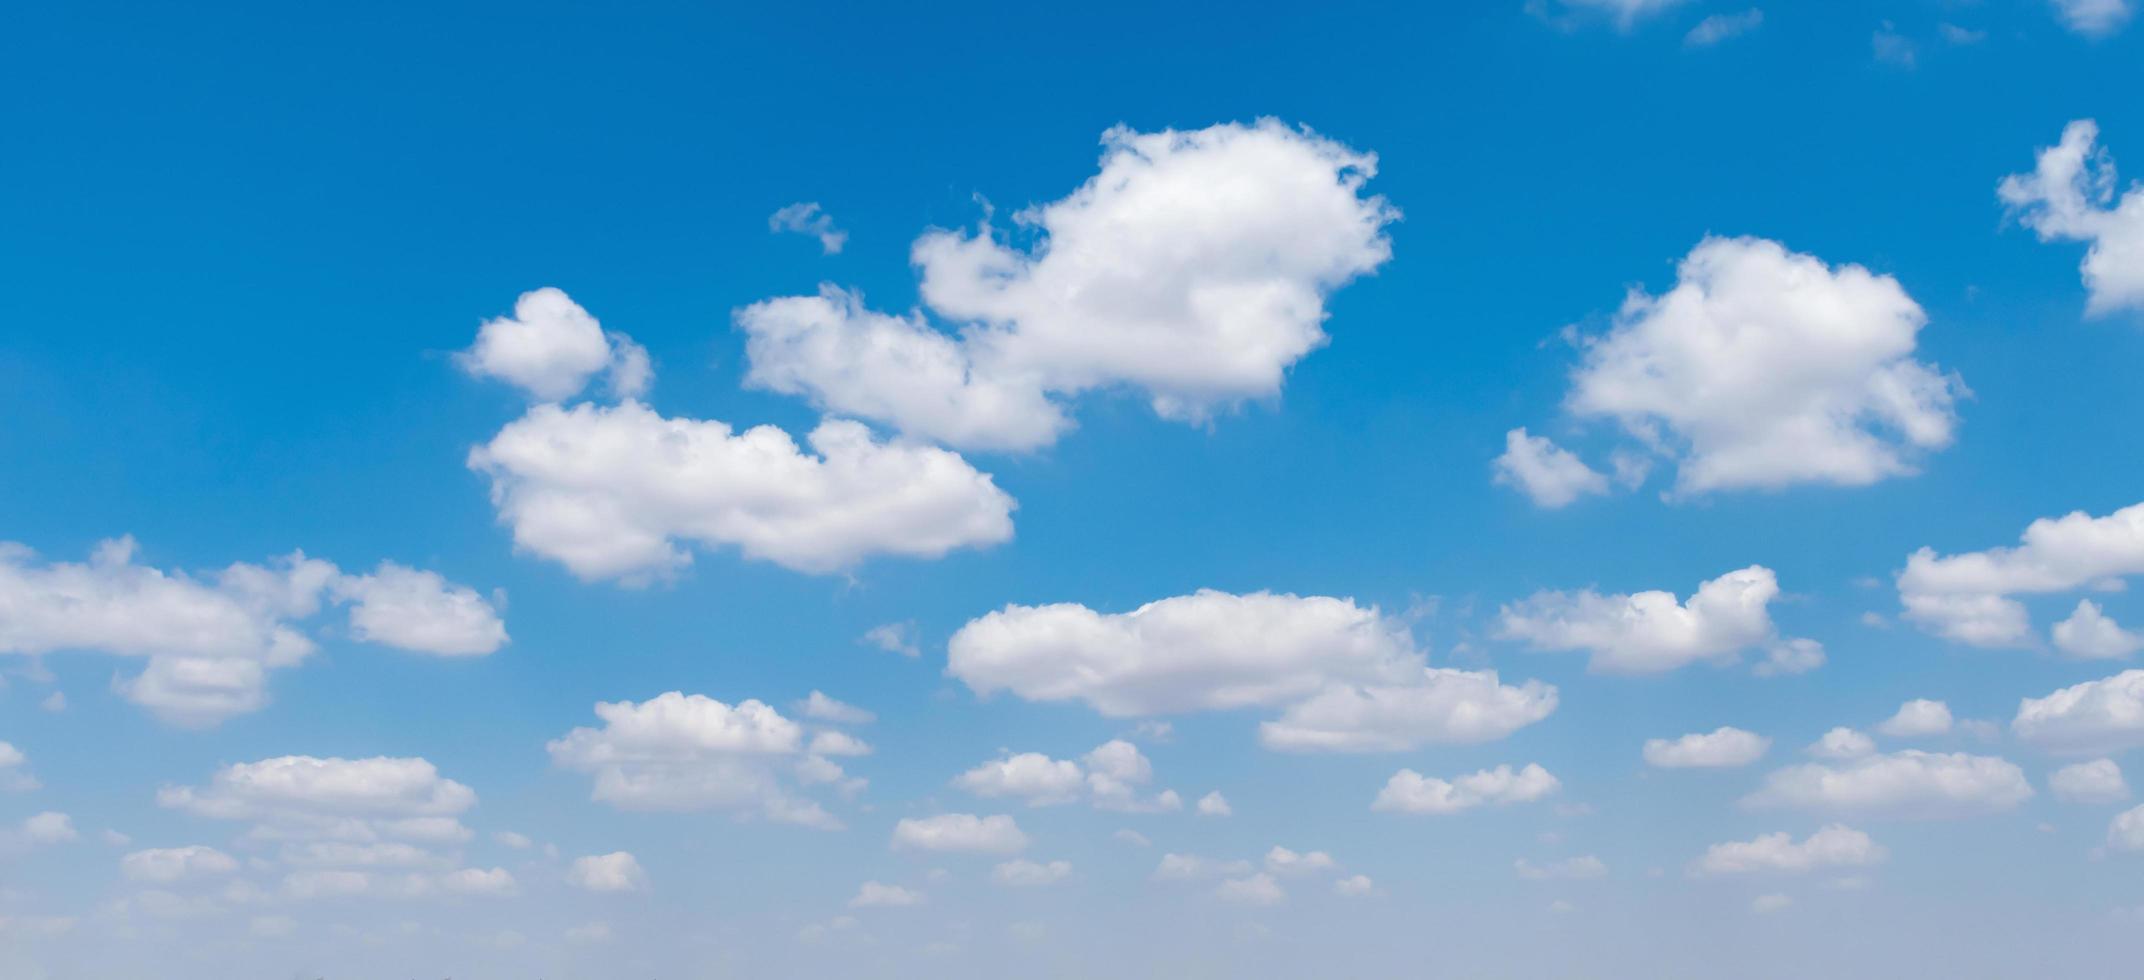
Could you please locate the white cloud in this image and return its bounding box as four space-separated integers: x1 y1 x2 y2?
861 622 921 657
120 846 239 883
769 202 848 255
1745 750 2033 817
1694 825 1887 875
1809 727 1876 760
890 814 1027 855
2051 759 2130 803
1563 236 1960 494
2048 0 2133 39
0 742 36 792
40 691 65 712
849 881 924 907
950 589 1556 751
331 563 508 657
798 691 875 726
992 859 1072 887
1643 727 1771 768
2001 120 2144 311
1264 846 1337 877
567 852 646 892
159 756 475 831
1333 874 1378 896
952 740 1177 812
0 538 502 725
2013 670 2144 754
1684 9 1762 46
1537 0 1691 30
2112 804 2144 850
1499 566 1801 674
736 121 1396 452
547 692 850 828
1899 500 2144 648
15 811 77 846
1492 429 1608 508
1153 853 1252 880
1877 699 1954 738
1259 667 1558 752
1372 764 1560 815
439 867 516 896
1113 829 1152 847
1215 872 1285 906
468 402 1014 583
457 287 648 401
1196 791 1233 817
2054 601 2144 660
1515 855 1607 880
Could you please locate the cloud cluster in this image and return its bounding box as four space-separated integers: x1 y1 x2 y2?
1898 500 2144 649
947 589 1555 751
157 756 510 901
1371 763 1560 815
953 739 1180 812
890 814 1028 855
1693 825 1886 875
0 538 504 725
735 120 1397 452
547 692 867 828
1745 750 2033 817
1499 566 1817 674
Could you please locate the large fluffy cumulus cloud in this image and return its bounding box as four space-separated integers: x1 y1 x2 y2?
735 120 1398 451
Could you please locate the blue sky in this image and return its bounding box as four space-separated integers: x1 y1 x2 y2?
4 0 2144 976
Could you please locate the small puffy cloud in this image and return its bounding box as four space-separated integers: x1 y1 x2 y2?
891 814 1027 855
992 859 1072 887
17 812 77 845
1694 825 1887 875
1114 829 1152 847
0 742 36 792
2051 759 2130 804
469 403 1014 583
0 538 502 726
158 756 476 842
1515 855 1607 880
768 202 847 255
331 562 508 657
440 867 517 896
2013 670 2144 754
1563 236 1960 494
1264 847 1337 877
1499 566 1803 674
1152 853 1252 880
1643 727 1771 768
2048 0 2133 39
861 622 921 658
457 287 649 401
1333 874 1378 896
953 739 1177 812
1684 9 1762 46
1752 893 1793 914
1809 727 1877 760
1745 750 2033 817
1372 764 1560 815
1493 429 1608 508
1898 500 2144 648
849 881 924 907
2053 601 2144 660
493 830 534 849
798 691 875 726
2111 804 2144 851
950 589 1555 751
121 846 239 883
547 692 850 828
1196 791 1233 817
1876 699 1954 738
1215 872 1285 906
736 120 1397 452
567 852 646 892
1259 667 1557 752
